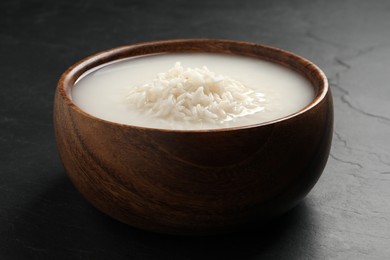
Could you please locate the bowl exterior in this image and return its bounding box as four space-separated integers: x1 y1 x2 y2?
54 39 333 235
54 93 332 235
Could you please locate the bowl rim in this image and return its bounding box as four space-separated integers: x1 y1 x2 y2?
57 38 329 133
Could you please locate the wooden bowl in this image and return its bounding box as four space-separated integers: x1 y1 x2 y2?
54 39 333 235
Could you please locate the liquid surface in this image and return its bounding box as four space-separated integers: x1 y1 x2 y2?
72 53 315 130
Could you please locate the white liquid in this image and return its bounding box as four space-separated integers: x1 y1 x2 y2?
72 53 315 130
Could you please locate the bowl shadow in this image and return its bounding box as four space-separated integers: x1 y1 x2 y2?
8 172 320 259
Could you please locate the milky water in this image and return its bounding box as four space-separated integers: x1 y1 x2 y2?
72 53 315 130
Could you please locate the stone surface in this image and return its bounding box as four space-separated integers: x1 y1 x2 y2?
1 0 389 259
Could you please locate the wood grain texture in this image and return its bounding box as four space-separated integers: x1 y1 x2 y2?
54 39 333 235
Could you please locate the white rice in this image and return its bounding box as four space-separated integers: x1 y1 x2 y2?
126 62 266 123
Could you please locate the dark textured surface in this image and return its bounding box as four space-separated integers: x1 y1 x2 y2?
1 0 389 258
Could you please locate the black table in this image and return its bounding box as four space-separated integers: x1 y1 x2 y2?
2 0 389 258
